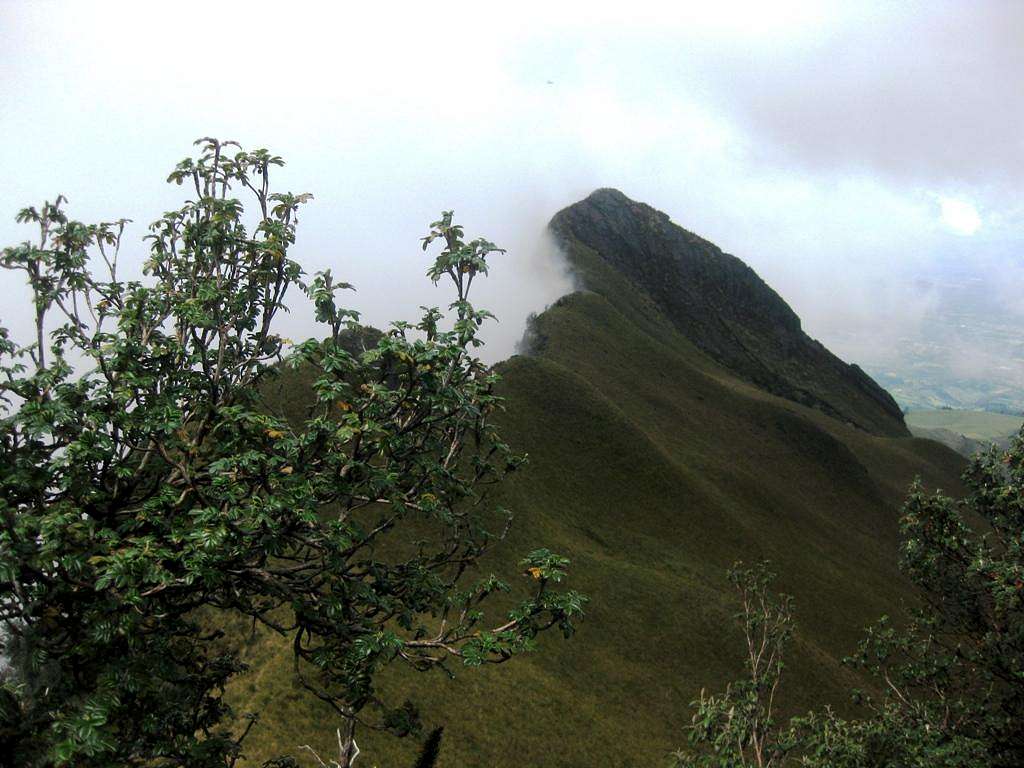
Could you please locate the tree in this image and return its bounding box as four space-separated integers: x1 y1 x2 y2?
676 430 1024 767
671 562 985 768
672 561 796 768
0 138 585 767
832 433 1024 767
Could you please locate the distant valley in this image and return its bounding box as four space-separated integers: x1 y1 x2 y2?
859 267 1024 414
905 408 1023 456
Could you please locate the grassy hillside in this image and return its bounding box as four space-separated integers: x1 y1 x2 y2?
549 189 909 437
231 286 964 767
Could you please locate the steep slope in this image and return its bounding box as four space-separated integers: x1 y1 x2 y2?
549 188 907 437
232 196 964 767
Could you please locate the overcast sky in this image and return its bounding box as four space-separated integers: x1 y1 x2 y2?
2 1 1022 385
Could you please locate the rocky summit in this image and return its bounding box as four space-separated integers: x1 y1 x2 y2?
549 188 907 437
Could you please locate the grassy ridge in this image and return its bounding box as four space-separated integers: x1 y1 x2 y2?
548 190 909 438
230 286 963 767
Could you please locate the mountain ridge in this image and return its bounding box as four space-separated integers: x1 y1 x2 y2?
233 192 964 767
548 188 907 437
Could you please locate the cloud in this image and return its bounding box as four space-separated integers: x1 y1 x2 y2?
0 0 1020 386
693 1 1024 193
937 196 982 236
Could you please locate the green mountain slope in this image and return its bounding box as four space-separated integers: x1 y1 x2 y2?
231 194 964 767
549 189 908 437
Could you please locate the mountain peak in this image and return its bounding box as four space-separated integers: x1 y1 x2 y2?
584 187 632 203
548 190 907 437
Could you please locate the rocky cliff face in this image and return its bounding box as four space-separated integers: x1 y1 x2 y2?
549 188 908 437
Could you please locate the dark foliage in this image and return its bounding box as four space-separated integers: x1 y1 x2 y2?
0 139 584 766
411 727 444 768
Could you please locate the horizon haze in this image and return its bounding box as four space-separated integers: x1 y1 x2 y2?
2 1 1022 408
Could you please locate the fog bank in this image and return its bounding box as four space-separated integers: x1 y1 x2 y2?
2 1 1021 384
